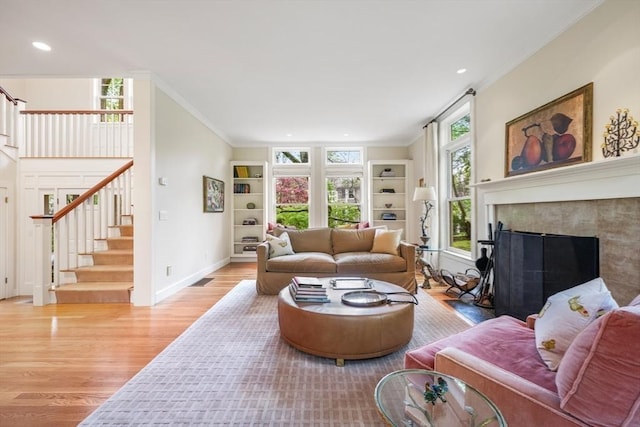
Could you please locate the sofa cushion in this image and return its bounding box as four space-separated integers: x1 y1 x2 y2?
265 252 336 273
535 277 618 371
274 228 333 254
265 232 294 258
334 252 407 274
371 228 402 256
404 315 558 393
556 305 640 427
331 228 376 254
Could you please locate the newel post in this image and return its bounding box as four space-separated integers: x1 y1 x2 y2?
31 215 54 306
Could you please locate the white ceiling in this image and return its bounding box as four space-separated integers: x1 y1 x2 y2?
0 0 603 147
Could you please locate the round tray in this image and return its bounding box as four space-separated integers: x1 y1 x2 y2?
341 290 388 307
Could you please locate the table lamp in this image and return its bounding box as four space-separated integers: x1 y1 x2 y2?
413 186 437 246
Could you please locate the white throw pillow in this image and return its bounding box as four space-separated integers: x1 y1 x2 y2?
266 232 294 258
535 277 618 371
371 229 402 256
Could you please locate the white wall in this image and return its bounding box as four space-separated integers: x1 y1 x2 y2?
151 86 232 303
475 0 640 183
430 0 640 274
232 147 268 162
1 78 95 109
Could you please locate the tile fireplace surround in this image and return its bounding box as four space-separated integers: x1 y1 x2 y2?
476 155 640 305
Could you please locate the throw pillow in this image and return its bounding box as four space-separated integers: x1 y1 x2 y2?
534 277 618 371
556 305 640 426
371 229 402 256
265 232 294 258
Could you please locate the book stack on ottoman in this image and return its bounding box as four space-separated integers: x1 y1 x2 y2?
288 276 329 303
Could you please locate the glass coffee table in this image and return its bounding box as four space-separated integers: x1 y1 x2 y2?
375 369 506 426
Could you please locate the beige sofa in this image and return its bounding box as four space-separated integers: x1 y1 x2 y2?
256 227 416 295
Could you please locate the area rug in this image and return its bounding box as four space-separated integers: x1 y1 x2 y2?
80 280 471 426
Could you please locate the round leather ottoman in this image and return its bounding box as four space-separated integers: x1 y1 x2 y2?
277 279 415 366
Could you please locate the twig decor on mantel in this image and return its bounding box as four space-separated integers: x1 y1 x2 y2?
601 108 640 158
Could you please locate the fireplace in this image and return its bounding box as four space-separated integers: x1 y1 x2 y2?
476 155 640 306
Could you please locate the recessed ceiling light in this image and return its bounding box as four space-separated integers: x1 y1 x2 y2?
286 133 292 137
32 41 52 51
456 68 467 74
343 133 349 137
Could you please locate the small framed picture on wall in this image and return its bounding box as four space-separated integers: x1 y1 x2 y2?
203 175 224 212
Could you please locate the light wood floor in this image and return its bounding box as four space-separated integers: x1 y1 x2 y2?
0 263 460 427
0 263 255 427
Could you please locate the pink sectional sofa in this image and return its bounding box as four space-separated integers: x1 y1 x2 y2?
404 296 640 426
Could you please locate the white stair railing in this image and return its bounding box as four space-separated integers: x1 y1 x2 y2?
0 86 25 148
21 110 133 158
31 160 134 305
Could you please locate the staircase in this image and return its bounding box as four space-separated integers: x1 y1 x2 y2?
54 215 133 303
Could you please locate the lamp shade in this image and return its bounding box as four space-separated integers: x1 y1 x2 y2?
413 186 437 202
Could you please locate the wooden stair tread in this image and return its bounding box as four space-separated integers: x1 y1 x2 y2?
97 236 133 241
63 265 133 272
79 249 132 255
54 282 133 292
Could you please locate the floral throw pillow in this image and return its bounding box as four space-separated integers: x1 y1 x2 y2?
534 277 618 370
265 232 294 258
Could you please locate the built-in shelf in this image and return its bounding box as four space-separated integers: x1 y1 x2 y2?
368 160 412 239
230 161 268 259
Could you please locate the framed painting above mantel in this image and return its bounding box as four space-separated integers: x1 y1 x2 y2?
505 82 593 177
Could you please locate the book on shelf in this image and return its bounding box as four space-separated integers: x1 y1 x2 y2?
292 276 322 287
234 166 250 178
233 183 251 194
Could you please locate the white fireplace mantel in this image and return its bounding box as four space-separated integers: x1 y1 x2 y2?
475 155 640 207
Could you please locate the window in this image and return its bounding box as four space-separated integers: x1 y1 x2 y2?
326 176 362 227
272 148 311 229
440 105 472 254
325 149 362 165
94 78 132 122
274 176 309 229
324 148 364 228
274 149 310 165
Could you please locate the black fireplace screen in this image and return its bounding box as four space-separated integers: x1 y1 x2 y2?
494 230 600 320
